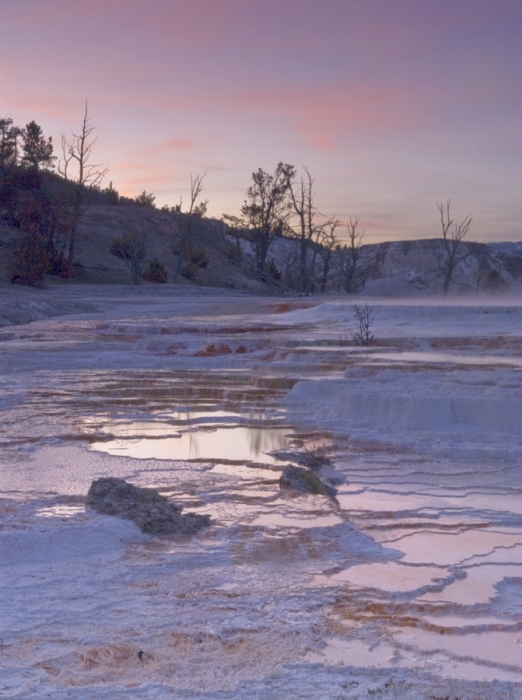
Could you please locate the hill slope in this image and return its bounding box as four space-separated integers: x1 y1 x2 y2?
1 203 521 296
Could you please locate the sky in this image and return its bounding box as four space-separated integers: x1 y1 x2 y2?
1 0 520 243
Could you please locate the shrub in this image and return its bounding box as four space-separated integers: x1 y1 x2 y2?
110 235 146 262
181 261 198 281
351 303 375 346
103 182 119 205
483 269 508 292
227 246 243 265
110 233 147 285
142 258 168 283
178 246 209 282
190 247 209 269
9 232 49 286
268 258 281 281
134 190 156 207
47 250 73 278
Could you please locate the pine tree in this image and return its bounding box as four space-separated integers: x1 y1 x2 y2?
0 118 21 169
21 121 56 170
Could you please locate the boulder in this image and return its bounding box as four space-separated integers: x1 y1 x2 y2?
87 477 211 535
279 465 337 500
271 448 331 470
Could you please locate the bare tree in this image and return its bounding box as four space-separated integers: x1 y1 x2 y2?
289 167 320 294
317 220 341 293
279 244 299 287
59 102 108 262
437 199 473 296
221 213 245 264
339 217 365 293
351 304 374 346
172 173 208 283
288 167 341 295
240 162 295 272
110 216 148 285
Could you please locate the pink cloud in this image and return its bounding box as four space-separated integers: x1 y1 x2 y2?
154 138 204 153
153 84 424 151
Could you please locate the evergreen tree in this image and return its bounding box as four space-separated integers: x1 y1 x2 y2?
21 121 55 170
240 163 295 271
0 118 21 169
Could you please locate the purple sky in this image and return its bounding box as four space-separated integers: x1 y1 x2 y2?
1 0 520 242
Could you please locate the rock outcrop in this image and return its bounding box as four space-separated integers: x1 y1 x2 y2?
279 465 337 501
87 477 211 535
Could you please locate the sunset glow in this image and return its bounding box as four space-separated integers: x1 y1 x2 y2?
1 0 520 242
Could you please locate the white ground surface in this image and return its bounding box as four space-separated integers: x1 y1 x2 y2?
1 284 522 699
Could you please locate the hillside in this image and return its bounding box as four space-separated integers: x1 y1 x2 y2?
0 204 267 292
1 203 521 296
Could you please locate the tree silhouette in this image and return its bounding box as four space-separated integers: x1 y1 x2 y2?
241 162 295 271
437 199 472 296
59 102 108 262
21 121 55 170
0 118 21 169
135 191 156 207
289 167 340 294
340 217 366 293
172 173 208 283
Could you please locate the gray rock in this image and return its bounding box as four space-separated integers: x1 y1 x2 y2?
271 448 331 470
279 465 337 500
87 477 211 535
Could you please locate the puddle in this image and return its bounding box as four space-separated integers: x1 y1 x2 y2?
252 513 343 529
368 351 522 367
309 636 522 682
418 564 522 605
91 425 292 464
331 562 446 592
36 505 85 518
307 637 401 668
337 488 522 517
85 410 279 434
210 463 279 480
421 614 512 628
395 530 522 566
395 628 522 677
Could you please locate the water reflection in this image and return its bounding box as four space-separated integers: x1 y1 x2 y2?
252 513 343 528
91 425 291 463
368 351 522 367
331 562 444 592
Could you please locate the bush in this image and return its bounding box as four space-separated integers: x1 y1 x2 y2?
8 232 49 286
351 303 374 346
176 246 209 282
110 233 147 285
142 258 168 283
47 250 73 278
190 247 209 269
134 191 156 207
181 261 199 281
227 246 243 265
103 182 119 205
110 235 146 262
268 258 281 281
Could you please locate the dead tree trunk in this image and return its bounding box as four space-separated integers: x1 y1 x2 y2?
172 173 208 283
59 103 108 264
341 217 365 293
437 199 472 296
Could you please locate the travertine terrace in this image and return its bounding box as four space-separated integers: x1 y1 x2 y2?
1 285 522 699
